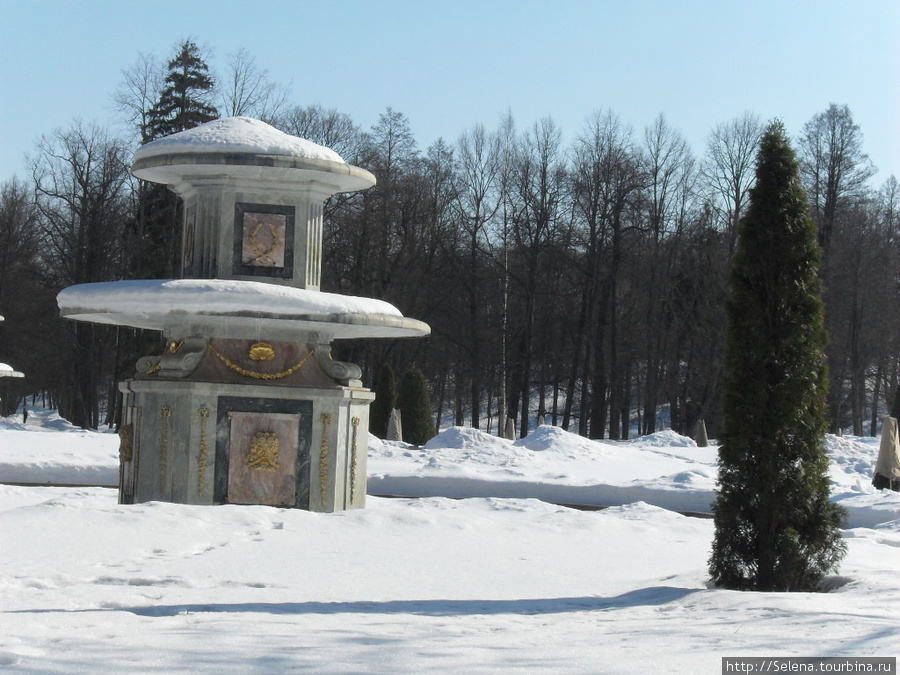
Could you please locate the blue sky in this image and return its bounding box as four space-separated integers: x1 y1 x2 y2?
2 0 897 184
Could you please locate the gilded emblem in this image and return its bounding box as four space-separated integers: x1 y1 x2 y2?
242 212 286 268
249 342 276 361
248 431 279 471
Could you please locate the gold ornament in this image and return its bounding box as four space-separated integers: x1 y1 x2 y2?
208 342 311 380
159 406 171 494
248 221 281 265
198 408 210 496
248 431 280 471
249 342 276 361
319 414 332 507
350 416 360 503
145 341 185 375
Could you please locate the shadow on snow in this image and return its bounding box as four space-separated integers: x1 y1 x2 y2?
13 586 704 618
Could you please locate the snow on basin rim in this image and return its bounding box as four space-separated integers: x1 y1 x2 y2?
133 117 344 164
57 279 403 318
0 358 23 378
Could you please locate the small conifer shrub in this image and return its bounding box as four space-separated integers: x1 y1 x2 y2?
369 363 397 438
397 368 436 446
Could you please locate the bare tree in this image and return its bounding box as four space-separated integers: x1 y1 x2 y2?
0 178 39 309
799 103 876 250
644 113 695 241
275 104 364 163
640 114 697 433
30 121 132 428
495 111 518 434
454 124 502 428
569 109 642 437
32 122 131 286
355 107 421 300
876 176 900 426
702 111 761 250
219 46 290 122
113 52 164 145
799 104 879 431
507 117 569 436
0 178 49 416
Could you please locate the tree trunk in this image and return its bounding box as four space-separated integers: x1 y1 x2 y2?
870 361 882 436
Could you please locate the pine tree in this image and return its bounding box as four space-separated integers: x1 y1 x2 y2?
709 121 846 592
137 40 218 280
369 363 397 438
148 41 218 139
397 368 436 446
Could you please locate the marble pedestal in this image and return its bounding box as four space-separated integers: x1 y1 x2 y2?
117 339 373 512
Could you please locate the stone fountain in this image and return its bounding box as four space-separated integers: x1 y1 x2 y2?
0 315 25 382
57 117 429 511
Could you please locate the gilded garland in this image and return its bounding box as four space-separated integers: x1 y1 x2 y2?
208 342 312 380
319 413 332 508
350 416 360 503
197 407 210 496
159 406 171 494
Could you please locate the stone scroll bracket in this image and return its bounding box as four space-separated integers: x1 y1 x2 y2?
309 335 362 387
136 336 208 379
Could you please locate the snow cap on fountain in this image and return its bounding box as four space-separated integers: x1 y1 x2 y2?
135 116 345 163
132 116 375 194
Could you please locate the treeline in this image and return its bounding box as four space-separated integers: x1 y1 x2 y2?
0 40 897 438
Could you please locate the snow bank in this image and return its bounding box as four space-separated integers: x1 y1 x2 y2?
514 424 610 454
0 409 118 486
425 426 512 451
370 424 719 512
632 429 697 447
4 413 899 527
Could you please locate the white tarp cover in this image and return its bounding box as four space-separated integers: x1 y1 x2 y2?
874 416 900 482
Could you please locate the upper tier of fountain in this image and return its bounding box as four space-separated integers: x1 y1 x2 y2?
57 118 429 342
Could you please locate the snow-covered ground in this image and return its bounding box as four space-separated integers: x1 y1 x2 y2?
1 408 898 673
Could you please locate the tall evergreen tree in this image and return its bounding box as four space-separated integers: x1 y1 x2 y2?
148 40 218 139
709 121 846 591
137 40 218 280
397 368 436 446
369 362 397 438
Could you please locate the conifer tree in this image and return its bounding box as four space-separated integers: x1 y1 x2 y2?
369 363 397 438
148 41 218 139
138 40 218 280
709 121 846 592
397 368 436 446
